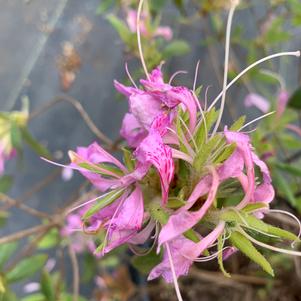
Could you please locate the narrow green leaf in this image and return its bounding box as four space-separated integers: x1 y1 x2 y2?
0 176 13 193
37 228 60 250
106 15 131 43
214 143 236 164
288 87 301 110
10 121 22 150
0 242 18 269
131 249 162 274
229 231 274 276
21 294 45 301
96 0 114 15
122 148 135 172
82 189 124 220
273 169 297 206
40 270 55 301
21 128 51 159
266 224 299 241
193 134 222 171
241 203 268 214
229 115 246 131
162 40 190 58
275 162 301 177
6 254 47 283
194 107 219 147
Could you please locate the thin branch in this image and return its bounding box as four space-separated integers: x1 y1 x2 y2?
29 95 114 148
68 243 80 301
0 222 58 245
0 193 49 219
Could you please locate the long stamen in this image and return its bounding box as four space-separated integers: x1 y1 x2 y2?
238 111 275 131
208 50 300 111
239 227 301 257
267 209 301 248
125 62 138 88
137 0 149 79
101 195 127 256
179 116 199 152
169 70 188 85
193 60 200 91
211 2 237 136
68 188 125 213
165 242 184 301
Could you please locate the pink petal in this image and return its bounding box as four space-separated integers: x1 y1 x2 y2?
135 132 174 205
158 167 219 247
120 113 147 147
154 26 173 40
244 93 270 113
148 236 195 283
129 93 162 129
276 89 289 118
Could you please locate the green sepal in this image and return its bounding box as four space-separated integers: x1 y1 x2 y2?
217 235 230 277
122 147 135 171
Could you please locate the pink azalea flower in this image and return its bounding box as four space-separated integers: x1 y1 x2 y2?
244 93 270 113
115 67 197 146
149 222 225 282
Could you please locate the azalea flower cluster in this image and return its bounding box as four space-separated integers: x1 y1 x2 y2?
59 1 301 299
62 65 300 285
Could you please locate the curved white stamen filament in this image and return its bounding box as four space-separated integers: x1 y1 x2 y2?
179 116 199 152
193 60 200 91
238 111 275 131
100 195 127 256
169 70 188 85
211 3 237 136
125 62 138 88
208 51 300 112
137 0 149 79
239 227 301 257
166 243 184 301
267 209 301 248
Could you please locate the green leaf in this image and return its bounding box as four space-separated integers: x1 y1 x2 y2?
122 148 135 171
214 143 236 164
229 115 246 131
21 128 51 159
229 231 274 276
37 228 60 249
82 189 124 220
10 121 22 150
6 254 47 283
0 275 5 293
288 87 301 110
194 107 219 147
275 162 301 177
96 0 114 15
241 203 268 214
21 294 45 301
40 270 55 301
78 162 123 177
0 176 13 193
131 249 162 274
162 40 190 58
0 242 18 269
193 134 222 171
106 15 131 43
273 169 297 206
